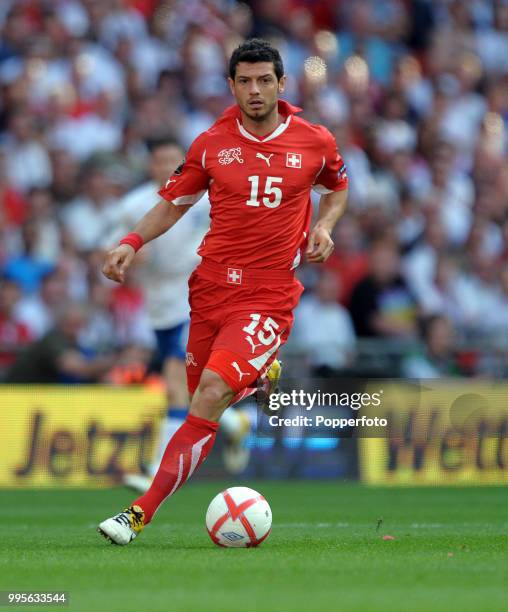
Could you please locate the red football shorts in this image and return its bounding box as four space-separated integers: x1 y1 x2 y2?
185 261 304 394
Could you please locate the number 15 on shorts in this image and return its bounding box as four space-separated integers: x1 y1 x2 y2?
242 314 280 354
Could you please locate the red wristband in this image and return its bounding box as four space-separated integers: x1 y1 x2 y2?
119 232 144 252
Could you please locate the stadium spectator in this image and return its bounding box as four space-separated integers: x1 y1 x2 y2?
61 165 121 252
487 266 508 338
49 149 80 206
349 239 417 338
5 302 115 383
3 111 52 192
0 151 27 229
14 268 68 339
25 187 62 264
413 255 469 326
2 220 54 294
79 280 118 355
403 212 447 309
108 270 154 350
0 276 31 379
323 214 369 306
291 271 356 376
401 314 459 378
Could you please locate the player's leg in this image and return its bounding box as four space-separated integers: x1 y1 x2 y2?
128 368 238 526
97 368 234 544
97 309 218 545
97 293 294 544
97 344 264 545
97 360 273 545
131 310 292 529
186 318 252 461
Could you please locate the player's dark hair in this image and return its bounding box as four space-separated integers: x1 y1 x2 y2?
146 137 183 153
229 38 284 81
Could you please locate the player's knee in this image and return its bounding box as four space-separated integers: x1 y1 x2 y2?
196 370 233 405
190 369 234 421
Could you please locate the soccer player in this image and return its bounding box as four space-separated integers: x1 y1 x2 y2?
109 139 250 491
105 138 207 492
98 38 348 545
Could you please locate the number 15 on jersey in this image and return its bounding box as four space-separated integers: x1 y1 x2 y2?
246 176 283 209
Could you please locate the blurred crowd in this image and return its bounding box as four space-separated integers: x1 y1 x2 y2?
0 0 508 383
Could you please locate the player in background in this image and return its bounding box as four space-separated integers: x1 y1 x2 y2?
98 38 348 545
106 139 250 492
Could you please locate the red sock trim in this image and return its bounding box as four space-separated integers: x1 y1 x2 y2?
186 413 219 432
134 414 218 523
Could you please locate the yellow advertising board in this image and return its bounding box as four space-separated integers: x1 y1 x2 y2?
359 381 508 485
0 386 165 487
3 382 507 487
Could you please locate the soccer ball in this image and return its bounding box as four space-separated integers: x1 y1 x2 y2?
206 486 272 548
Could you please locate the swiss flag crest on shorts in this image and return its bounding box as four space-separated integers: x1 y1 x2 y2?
227 268 242 285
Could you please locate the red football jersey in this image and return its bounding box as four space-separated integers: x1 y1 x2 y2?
159 100 348 269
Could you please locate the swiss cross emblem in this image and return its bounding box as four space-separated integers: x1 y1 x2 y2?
286 152 302 168
227 268 242 285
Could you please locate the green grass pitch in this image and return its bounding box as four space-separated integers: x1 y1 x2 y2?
1 483 507 611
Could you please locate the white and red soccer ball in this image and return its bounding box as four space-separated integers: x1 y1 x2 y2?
206 486 272 548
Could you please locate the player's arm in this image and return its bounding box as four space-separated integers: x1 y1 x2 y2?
102 201 191 283
307 128 349 264
103 134 209 283
307 189 348 263
131 200 191 242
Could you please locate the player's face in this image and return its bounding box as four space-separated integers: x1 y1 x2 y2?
229 62 286 123
150 145 184 186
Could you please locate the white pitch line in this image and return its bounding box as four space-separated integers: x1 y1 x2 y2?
277 522 350 528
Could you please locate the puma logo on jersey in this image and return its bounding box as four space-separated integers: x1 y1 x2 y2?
165 178 177 187
256 152 274 167
245 335 263 354
218 147 244 165
232 361 249 381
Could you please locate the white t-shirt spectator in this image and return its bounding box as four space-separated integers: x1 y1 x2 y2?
290 295 356 370
4 139 52 192
15 295 55 339
50 114 122 161
61 195 119 252
403 243 438 307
